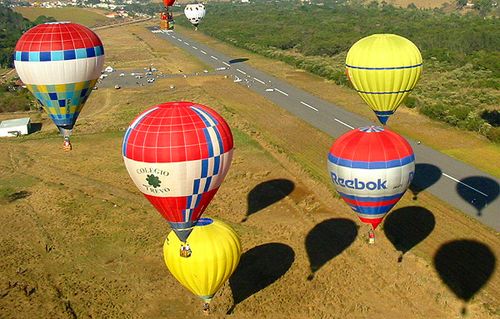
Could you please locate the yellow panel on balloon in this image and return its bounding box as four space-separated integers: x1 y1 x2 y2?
163 217 241 303
346 34 422 124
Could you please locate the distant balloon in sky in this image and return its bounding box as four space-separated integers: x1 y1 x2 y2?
327 126 415 231
122 102 233 245
164 217 241 313
346 34 422 125
184 3 206 28
14 22 104 150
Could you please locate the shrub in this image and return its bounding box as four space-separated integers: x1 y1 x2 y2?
485 127 500 143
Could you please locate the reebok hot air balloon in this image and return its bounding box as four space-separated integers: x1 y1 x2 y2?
164 217 241 313
122 102 233 254
327 126 415 243
14 22 104 150
184 3 206 30
346 34 422 125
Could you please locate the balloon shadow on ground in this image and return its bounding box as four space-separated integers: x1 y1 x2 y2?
228 58 249 64
29 123 42 134
434 240 496 315
384 206 435 262
456 176 499 216
227 243 295 314
242 179 294 222
305 218 358 280
410 163 442 200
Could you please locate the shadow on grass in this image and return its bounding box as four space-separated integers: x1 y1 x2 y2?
242 179 294 222
434 239 496 315
306 218 357 280
228 243 294 314
384 206 435 262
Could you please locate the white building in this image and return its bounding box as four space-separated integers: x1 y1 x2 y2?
0 118 31 137
105 66 114 73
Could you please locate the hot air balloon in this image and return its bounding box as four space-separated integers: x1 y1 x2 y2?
184 3 206 29
14 22 105 151
327 126 415 243
345 34 422 125
161 0 175 30
122 102 233 252
164 217 241 313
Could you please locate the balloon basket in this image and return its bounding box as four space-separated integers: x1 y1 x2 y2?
63 140 72 151
179 243 192 258
368 230 375 245
202 302 210 315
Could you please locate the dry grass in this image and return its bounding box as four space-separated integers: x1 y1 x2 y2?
14 7 109 27
0 21 498 318
95 23 208 74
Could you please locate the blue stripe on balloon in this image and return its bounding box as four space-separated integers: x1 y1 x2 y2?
213 155 220 175
356 88 413 95
203 176 212 192
14 45 104 62
191 106 211 126
191 106 219 126
194 194 202 206
212 123 224 154
193 179 200 194
348 203 397 215
202 128 214 157
201 159 209 178
121 127 133 156
372 111 394 115
338 191 405 202
345 63 422 70
328 153 414 169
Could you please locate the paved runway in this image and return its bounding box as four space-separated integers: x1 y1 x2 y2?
150 28 499 232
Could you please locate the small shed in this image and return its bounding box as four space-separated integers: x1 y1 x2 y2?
0 118 31 137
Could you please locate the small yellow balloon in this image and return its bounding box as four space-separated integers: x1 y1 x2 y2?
346 34 423 124
163 217 241 305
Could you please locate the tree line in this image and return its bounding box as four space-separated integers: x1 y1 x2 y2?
0 5 55 68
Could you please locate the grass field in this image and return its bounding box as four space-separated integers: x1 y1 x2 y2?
14 7 110 27
0 21 498 318
174 25 500 178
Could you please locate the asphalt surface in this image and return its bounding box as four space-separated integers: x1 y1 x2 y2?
149 27 500 232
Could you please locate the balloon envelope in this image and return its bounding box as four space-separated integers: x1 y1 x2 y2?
14 22 104 137
122 102 233 242
164 217 241 303
327 126 415 229
346 34 422 124
163 0 175 6
184 4 206 27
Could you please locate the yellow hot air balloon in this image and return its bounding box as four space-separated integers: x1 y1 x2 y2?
346 34 422 124
163 217 241 312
